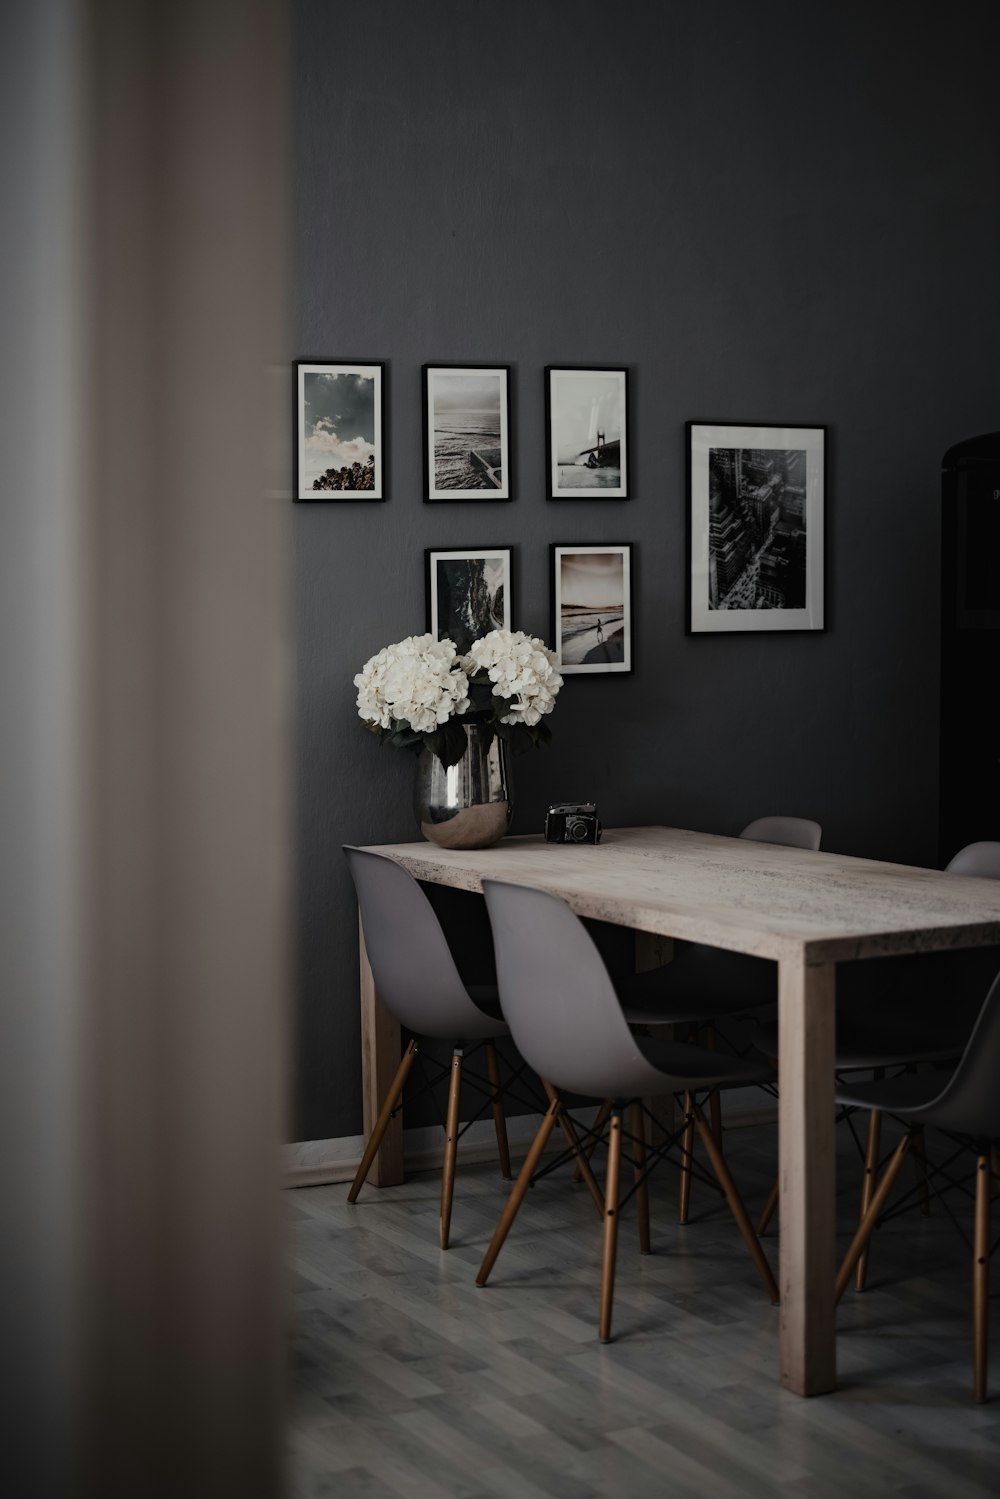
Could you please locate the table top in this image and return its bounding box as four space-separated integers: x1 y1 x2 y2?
363 825 1000 965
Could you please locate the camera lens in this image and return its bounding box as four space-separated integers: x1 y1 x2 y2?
567 819 588 842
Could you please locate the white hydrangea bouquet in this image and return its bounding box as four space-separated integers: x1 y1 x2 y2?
354 629 562 768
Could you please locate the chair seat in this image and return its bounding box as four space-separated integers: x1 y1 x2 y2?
621 967 774 1027
755 1015 964 1071
836 1070 949 1117
636 1035 775 1091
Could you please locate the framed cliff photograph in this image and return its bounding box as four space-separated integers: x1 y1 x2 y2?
546 367 629 499
423 366 512 502
687 421 825 633
551 544 633 675
295 361 385 501
426 547 512 653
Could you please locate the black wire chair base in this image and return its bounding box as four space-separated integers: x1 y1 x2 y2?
867 1124 1000 1260
527 1094 727 1212
404 1041 549 1141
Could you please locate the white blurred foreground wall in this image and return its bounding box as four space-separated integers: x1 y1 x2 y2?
0 3 290 1494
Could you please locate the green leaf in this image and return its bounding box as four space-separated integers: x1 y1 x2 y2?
437 717 471 768
466 679 497 716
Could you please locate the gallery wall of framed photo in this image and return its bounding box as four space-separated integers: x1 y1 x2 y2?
294 357 828 668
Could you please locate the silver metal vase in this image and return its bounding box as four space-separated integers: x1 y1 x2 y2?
414 724 512 849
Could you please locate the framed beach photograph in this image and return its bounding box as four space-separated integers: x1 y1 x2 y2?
423 366 511 502
546 367 629 499
425 547 512 653
688 422 825 633
551 544 633 675
295 361 385 501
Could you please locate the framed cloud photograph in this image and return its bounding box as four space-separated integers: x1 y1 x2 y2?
423 366 511 501
426 547 512 652
551 544 633 675
546 367 629 499
295 361 385 500
687 422 825 633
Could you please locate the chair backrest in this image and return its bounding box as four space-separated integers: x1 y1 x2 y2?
945 841 1000 879
482 878 652 1098
740 816 822 851
919 969 1000 1139
343 846 495 1040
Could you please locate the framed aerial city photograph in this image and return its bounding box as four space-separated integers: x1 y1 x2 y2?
295 361 385 501
423 366 511 502
425 547 512 653
551 544 633 675
546 367 629 500
687 422 825 633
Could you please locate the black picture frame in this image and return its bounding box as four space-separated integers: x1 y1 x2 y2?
294 360 386 502
686 421 826 633
546 366 630 500
425 546 513 652
550 543 634 675
423 365 513 502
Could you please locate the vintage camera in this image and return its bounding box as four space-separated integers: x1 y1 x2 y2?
544 802 602 845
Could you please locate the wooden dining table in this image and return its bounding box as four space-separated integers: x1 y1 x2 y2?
356 825 1000 1397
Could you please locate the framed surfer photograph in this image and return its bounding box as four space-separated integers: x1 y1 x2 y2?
687 421 825 633
546 367 629 500
425 547 512 653
294 360 385 501
550 544 633 675
423 365 512 502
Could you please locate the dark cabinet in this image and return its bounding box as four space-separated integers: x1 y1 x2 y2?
940 433 1000 863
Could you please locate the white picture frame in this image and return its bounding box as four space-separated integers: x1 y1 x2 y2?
423 366 511 502
425 546 512 651
295 361 384 501
546 367 629 500
688 421 825 632
551 543 633 675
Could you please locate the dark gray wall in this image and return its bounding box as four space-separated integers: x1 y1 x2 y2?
293 0 1000 1142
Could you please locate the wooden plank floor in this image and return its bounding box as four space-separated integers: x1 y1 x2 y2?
286 1117 999 1498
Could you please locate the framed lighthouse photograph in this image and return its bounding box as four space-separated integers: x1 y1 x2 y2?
546 367 630 500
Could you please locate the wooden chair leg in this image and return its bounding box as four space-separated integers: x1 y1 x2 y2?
439 1048 463 1250
692 1103 778 1303
573 1098 612 1182
974 1151 990 1402
678 1091 695 1225
912 1124 930 1217
631 1101 651 1254
542 1080 603 1215
756 1175 779 1236
855 1106 882 1290
348 1038 418 1203
476 1100 560 1286
599 1110 623 1342
485 1041 512 1180
705 1026 724 1150
836 1132 911 1303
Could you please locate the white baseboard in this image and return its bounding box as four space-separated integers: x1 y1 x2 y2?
285 1088 775 1189
284 1111 592 1188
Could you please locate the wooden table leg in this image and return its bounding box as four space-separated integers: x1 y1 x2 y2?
778 954 836 1396
359 912 404 1187
635 930 676 1143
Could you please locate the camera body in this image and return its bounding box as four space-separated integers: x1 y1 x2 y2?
544 802 602 845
